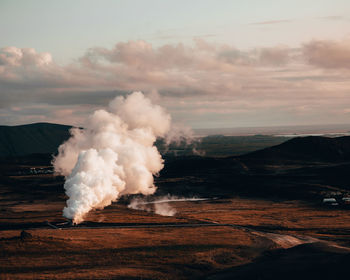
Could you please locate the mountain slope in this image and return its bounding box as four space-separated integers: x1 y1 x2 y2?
243 136 350 162
0 123 71 156
0 123 290 158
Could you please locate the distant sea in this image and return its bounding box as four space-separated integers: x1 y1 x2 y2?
194 123 350 137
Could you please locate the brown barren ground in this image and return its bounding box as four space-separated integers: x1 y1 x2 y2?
1 172 350 279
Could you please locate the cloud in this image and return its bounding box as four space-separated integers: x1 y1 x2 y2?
150 32 217 41
249 19 293 25
258 46 291 66
0 47 52 67
317 16 344 21
0 40 350 127
303 39 350 69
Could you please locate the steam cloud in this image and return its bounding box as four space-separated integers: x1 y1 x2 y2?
128 196 177 216
53 92 171 224
127 195 209 217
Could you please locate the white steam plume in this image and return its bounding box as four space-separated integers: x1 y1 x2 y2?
53 92 171 224
128 196 176 216
154 203 176 216
127 195 209 217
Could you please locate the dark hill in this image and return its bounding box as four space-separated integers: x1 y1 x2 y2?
159 136 350 199
0 123 71 157
206 242 350 280
243 136 350 162
0 122 289 158
2 122 350 164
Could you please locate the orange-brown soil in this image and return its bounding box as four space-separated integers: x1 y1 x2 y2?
1 172 350 279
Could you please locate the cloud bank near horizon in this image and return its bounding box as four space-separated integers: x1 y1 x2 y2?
1 38 350 128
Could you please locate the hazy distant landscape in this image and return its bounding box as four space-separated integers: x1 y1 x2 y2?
2 122 350 158
194 123 350 137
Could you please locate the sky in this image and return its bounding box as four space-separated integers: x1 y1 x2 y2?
1 0 350 128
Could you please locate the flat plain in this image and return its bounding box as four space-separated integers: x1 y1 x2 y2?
1 168 350 279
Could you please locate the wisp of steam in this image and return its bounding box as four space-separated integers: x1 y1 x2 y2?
128 195 209 216
53 92 171 224
128 196 177 216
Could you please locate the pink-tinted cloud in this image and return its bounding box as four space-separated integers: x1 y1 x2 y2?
303 39 350 69
318 16 344 21
258 46 291 66
0 47 52 67
1 40 350 127
249 19 293 25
